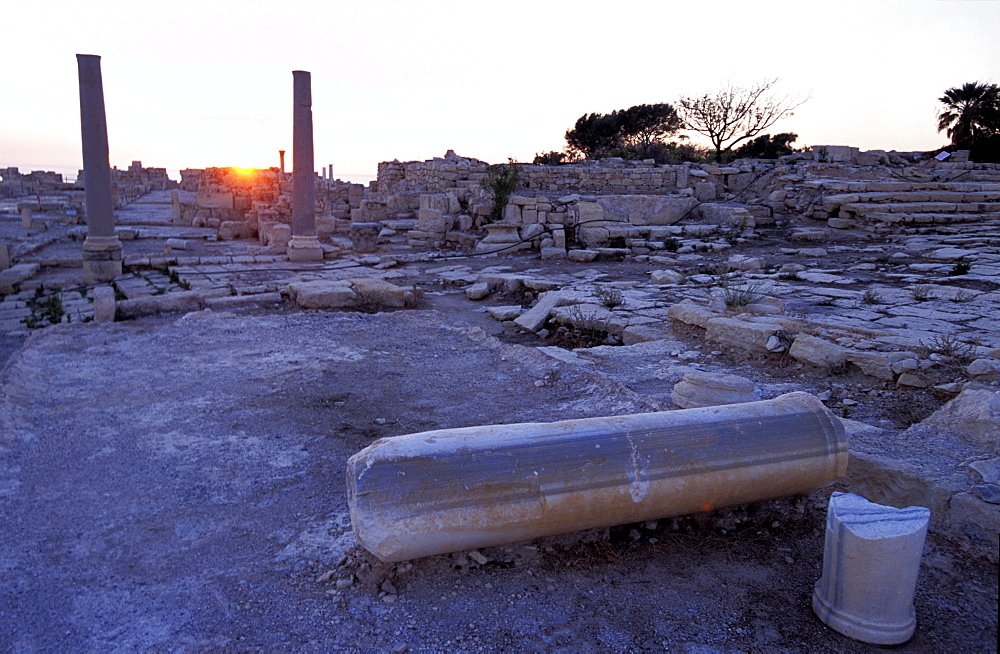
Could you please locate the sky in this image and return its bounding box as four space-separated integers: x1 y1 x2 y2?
2 0 998 183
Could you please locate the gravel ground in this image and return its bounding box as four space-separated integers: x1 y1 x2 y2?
0 308 996 652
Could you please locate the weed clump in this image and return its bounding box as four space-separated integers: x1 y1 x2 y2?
861 289 883 305
551 306 616 349
594 286 625 309
21 291 65 329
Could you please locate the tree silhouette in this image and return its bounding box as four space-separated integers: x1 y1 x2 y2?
677 79 806 161
937 82 1000 148
564 103 682 158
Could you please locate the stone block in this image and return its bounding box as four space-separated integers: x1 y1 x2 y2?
705 316 780 352
514 291 579 332
0 263 39 294
650 269 683 285
465 282 490 300
349 278 407 308
195 191 233 210
351 222 382 253
596 195 697 226
288 280 356 309
621 323 673 345
519 223 545 242
845 351 912 381
813 492 929 645
695 182 717 201
920 389 1000 450
666 300 716 328
268 223 292 248
671 371 760 409
92 285 116 323
789 334 848 368
486 305 522 321
567 249 599 263
115 291 204 319
417 208 453 233
218 220 255 240
540 246 566 260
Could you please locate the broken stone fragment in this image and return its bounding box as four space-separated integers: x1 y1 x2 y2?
670 371 760 409
705 316 780 352
650 269 683 285
895 372 928 388
813 492 929 645
464 282 490 300
966 358 1000 378
920 388 1000 451
287 280 355 309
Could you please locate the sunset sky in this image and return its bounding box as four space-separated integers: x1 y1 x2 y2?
2 0 998 183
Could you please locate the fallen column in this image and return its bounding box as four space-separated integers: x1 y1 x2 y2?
347 391 847 562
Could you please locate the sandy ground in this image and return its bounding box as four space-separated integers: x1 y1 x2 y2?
0 307 995 652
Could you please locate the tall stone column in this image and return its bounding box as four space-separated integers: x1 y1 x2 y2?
278 150 286 174
287 70 323 262
76 54 123 282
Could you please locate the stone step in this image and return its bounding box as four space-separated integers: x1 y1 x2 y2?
822 190 1000 211
841 201 1000 216
805 179 1000 193
862 212 1000 225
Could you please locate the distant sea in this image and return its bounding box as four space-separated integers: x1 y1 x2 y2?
2 165 377 186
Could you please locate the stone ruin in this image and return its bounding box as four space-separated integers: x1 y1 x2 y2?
2 147 999 569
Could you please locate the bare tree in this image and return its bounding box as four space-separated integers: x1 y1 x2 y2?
678 79 807 160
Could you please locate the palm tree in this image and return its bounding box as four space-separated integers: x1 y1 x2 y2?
937 82 1000 147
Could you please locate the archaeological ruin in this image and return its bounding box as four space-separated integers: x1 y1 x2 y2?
1 63 997 652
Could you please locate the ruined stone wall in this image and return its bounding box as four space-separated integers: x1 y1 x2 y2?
374 155 792 205
0 168 66 197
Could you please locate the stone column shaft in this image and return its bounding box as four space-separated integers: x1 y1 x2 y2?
813 492 930 645
292 70 315 238
288 70 323 261
348 392 848 562
76 54 122 281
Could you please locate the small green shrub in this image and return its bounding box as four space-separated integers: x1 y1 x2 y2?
480 159 521 224
948 261 972 276
21 291 65 329
662 237 679 252
720 281 767 308
777 271 801 281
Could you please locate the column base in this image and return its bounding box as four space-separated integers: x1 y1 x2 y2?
82 236 123 283
287 235 324 262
